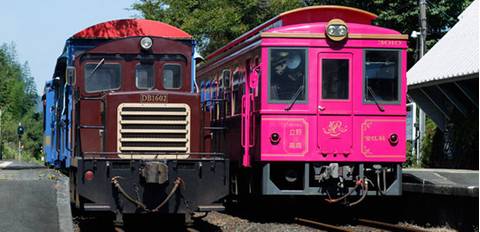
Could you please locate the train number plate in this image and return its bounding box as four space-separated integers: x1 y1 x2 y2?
140 94 168 103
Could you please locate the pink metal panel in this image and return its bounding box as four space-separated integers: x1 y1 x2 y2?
316 52 353 156
353 116 406 162
267 22 402 36
317 116 352 156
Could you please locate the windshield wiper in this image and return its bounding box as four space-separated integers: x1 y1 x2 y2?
367 86 385 112
285 85 304 111
87 58 105 79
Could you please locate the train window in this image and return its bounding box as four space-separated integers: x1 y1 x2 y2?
200 81 205 102
223 69 231 89
84 63 121 93
222 69 231 116
232 69 244 115
206 80 211 111
212 79 218 119
135 64 154 89
163 64 182 89
364 50 400 103
322 59 349 99
268 48 307 103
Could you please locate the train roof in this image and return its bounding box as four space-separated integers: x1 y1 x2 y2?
71 19 192 40
206 5 380 60
51 19 193 81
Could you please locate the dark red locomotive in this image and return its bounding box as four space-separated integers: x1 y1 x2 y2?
43 19 228 221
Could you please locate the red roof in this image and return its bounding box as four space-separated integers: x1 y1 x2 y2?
207 6 377 60
72 19 192 40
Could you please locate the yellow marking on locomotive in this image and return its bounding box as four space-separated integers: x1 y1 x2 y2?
140 94 168 103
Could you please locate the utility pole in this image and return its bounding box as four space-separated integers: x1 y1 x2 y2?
417 0 427 165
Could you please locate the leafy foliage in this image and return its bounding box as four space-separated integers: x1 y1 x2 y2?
132 0 473 64
0 44 42 162
132 0 304 54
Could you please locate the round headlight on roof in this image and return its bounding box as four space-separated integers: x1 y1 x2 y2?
325 19 348 42
140 37 153 50
337 25 347 36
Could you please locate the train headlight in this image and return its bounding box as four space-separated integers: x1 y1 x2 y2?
326 19 348 41
270 133 280 145
389 133 399 145
140 37 153 50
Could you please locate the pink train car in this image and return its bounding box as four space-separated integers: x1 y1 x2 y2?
197 6 407 199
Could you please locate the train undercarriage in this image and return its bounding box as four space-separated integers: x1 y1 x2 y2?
69 157 229 223
231 162 402 206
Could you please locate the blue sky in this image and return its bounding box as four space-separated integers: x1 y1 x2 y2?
0 0 137 93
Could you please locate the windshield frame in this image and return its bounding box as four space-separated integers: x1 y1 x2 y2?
83 61 122 93
362 49 402 105
267 47 309 104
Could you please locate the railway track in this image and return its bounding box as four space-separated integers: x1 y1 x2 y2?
295 217 432 232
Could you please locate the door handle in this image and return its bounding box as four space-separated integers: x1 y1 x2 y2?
318 105 326 111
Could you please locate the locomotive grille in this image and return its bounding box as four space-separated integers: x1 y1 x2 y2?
117 103 190 159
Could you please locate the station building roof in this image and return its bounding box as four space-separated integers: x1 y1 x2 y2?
407 0 479 87
407 0 479 131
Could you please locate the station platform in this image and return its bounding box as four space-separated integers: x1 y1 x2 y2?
402 168 479 197
0 160 72 232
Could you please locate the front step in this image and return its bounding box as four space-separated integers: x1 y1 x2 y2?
197 204 225 212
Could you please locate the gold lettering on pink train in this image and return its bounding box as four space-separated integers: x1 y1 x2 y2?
323 121 348 137
364 135 386 142
360 119 404 158
289 128 303 136
378 40 403 46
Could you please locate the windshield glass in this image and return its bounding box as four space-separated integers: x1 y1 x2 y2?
84 63 121 93
322 59 349 100
163 64 182 89
136 64 154 89
269 48 307 102
364 50 400 103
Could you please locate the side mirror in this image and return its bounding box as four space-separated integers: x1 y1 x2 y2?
66 66 76 85
194 51 205 63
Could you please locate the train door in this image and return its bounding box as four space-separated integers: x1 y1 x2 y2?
317 53 353 156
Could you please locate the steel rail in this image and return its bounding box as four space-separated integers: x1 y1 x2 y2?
295 217 354 232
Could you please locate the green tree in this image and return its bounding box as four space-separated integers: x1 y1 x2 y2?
132 0 303 54
132 0 473 63
0 43 42 162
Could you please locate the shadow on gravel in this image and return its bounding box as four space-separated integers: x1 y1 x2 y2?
73 208 221 231
72 194 478 231
225 197 358 225
224 194 478 231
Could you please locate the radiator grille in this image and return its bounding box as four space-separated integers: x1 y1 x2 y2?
117 103 190 159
